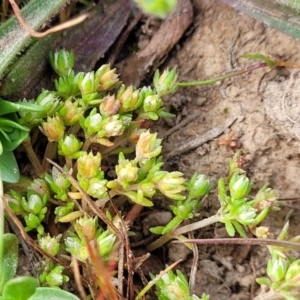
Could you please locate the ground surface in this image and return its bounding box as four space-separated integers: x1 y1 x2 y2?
10 0 300 299
142 0 300 299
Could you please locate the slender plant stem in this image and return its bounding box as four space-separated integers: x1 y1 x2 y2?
174 214 221 236
176 62 267 87
147 214 221 252
22 137 44 175
174 238 300 251
42 141 57 171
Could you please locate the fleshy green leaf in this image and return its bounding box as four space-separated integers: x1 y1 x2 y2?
225 221 235 237
2 277 38 300
0 151 20 183
149 226 165 235
0 99 43 116
29 287 80 300
0 234 19 294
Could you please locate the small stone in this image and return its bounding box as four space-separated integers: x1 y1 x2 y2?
143 211 172 235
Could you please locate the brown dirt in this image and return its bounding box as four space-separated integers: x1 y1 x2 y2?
147 0 300 299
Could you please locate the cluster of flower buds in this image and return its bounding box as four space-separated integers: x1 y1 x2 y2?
217 170 277 238
77 152 108 199
49 50 74 77
9 178 50 235
153 68 178 97
19 91 62 128
154 269 210 300
151 174 211 235
58 134 84 159
256 222 300 298
44 166 71 201
65 216 116 262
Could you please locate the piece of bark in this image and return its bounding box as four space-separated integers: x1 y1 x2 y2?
117 0 193 86
137 0 193 60
0 0 133 100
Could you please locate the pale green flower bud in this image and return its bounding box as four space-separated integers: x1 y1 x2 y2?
285 260 300 286
117 85 142 112
143 94 162 112
29 178 50 199
83 108 103 135
87 178 107 198
97 231 116 257
255 226 270 238
44 265 69 287
156 171 186 201
49 50 74 77
65 236 88 261
40 115 65 142
99 115 124 137
229 173 252 200
78 71 98 96
188 174 211 199
55 71 82 99
153 68 178 96
74 216 98 241
235 206 257 225
155 270 190 300
139 181 156 198
26 194 45 214
99 94 120 116
116 156 138 188
38 234 62 256
59 99 84 126
95 64 120 91
77 152 101 180
37 91 61 114
267 255 289 283
58 134 83 158
135 130 162 162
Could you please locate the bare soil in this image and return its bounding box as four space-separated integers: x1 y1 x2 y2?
144 0 300 299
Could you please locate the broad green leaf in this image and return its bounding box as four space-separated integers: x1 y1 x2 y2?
29 287 80 300
0 151 20 183
2 277 38 300
0 234 18 294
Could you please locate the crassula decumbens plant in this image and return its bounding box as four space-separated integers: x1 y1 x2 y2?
1 49 292 299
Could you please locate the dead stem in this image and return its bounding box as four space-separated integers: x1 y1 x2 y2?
72 256 87 300
8 0 88 38
42 141 57 171
22 137 44 176
173 238 300 251
147 214 221 252
188 230 198 295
